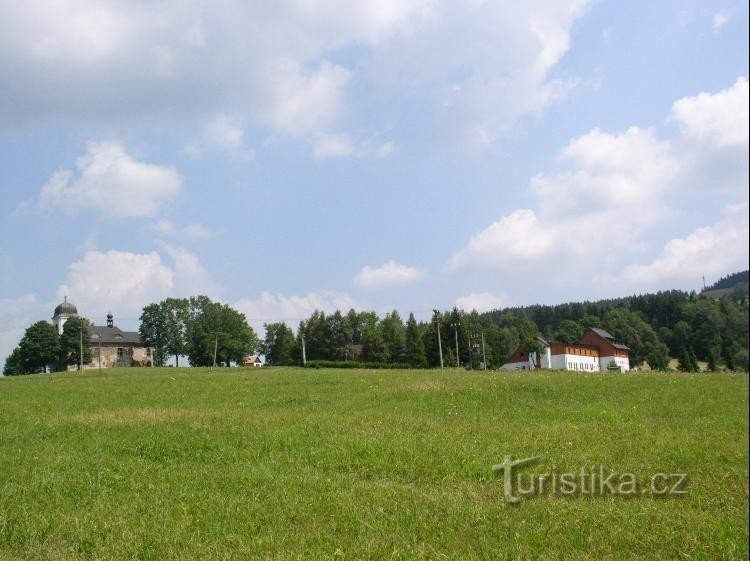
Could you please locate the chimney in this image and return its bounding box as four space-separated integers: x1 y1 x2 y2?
107 312 113 328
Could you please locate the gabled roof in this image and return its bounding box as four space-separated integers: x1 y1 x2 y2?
88 325 143 345
587 327 629 350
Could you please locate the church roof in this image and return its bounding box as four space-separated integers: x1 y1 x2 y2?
53 297 78 317
88 325 143 345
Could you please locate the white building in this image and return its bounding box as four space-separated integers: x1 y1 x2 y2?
501 328 630 372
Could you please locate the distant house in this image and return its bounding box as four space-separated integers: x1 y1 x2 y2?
501 328 630 372
243 355 263 367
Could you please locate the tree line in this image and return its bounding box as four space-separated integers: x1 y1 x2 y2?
5 276 748 374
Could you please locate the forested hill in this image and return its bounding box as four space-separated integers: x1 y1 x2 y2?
704 270 749 291
481 275 748 371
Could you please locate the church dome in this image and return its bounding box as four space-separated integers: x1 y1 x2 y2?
53 297 78 317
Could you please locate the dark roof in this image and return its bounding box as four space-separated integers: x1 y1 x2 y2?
53 298 78 317
88 325 143 345
588 327 629 350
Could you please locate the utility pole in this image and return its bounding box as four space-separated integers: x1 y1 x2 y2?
481 330 487 370
79 325 83 372
212 333 218 371
467 333 473 371
452 320 460 368
433 310 444 369
301 336 307 366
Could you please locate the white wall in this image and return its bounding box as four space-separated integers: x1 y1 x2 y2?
599 356 630 372
501 360 533 371
551 353 600 372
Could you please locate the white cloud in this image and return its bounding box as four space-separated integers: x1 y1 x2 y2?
185 113 252 159
450 126 679 271
160 244 220 297
450 209 555 269
265 59 351 138
313 133 355 159
455 292 507 313
353 260 426 289
233 290 361 335
623 203 749 285
0 1 593 152
451 77 749 282
712 12 730 32
23 141 181 218
56 247 217 326
671 77 749 147
152 219 219 240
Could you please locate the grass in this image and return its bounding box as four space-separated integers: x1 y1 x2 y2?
0 367 747 560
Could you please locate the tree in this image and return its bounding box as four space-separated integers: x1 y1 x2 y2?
380 310 406 363
16 321 61 373
678 346 699 372
3 347 23 376
162 297 191 366
404 313 427 368
362 324 388 363
186 298 258 366
59 316 92 370
556 320 583 344
328 310 353 360
262 322 297 365
139 303 169 366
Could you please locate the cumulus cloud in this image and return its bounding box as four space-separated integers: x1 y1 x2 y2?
450 126 678 271
455 292 507 313
0 1 593 153
185 113 253 159
21 141 181 218
450 77 749 282
233 290 361 335
56 246 217 326
152 219 219 240
671 77 748 147
265 60 351 138
623 203 749 285
353 260 426 289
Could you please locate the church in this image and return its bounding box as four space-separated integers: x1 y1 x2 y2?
52 298 154 368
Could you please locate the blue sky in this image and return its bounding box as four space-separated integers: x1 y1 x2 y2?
1 0 748 362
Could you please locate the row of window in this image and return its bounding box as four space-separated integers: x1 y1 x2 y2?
565 347 598 357
567 361 598 371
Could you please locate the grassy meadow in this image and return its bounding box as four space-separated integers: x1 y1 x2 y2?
0 367 747 560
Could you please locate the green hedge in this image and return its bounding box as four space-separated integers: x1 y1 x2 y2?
302 360 415 370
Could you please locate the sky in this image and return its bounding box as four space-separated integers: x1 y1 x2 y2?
1 0 748 364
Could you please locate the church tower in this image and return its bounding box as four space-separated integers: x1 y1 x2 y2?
52 296 79 335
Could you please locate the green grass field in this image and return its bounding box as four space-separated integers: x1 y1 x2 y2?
1 368 747 560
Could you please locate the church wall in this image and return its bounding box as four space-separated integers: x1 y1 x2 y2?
88 345 153 368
